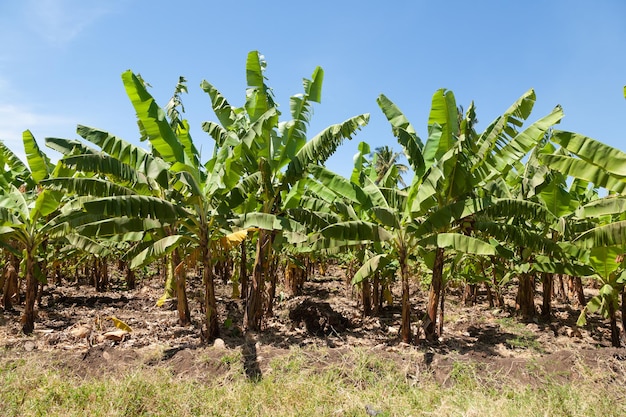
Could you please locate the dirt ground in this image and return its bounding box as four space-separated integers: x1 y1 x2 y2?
1 264 626 386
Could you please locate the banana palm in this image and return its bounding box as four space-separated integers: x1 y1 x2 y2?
378 88 564 340
298 142 423 341
45 71 243 340
0 131 62 333
201 51 370 331
542 128 626 346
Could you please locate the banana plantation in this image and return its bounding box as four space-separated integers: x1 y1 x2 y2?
2 50 626 352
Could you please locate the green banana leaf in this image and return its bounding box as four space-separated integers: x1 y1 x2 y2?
423 89 458 168
122 71 187 166
421 232 495 255
23 130 50 184
284 114 369 183
131 235 184 270
551 130 626 177
574 220 626 249
319 220 392 242
352 254 391 285
376 94 424 177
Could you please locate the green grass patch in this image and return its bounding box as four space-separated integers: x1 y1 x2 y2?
496 317 545 353
0 348 623 417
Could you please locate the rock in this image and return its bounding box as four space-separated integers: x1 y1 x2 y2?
365 404 383 416
213 338 226 349
24 341 36 352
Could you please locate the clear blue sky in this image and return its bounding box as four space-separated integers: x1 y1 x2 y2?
1 1 625 178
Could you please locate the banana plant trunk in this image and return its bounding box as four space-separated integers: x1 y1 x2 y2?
399 248 411 344
426 247 445 341
284 261 304 297
609 299 620 348
438 285 446 337
172 250 190 326
361 278 372 317
125 262 136 290
573 276 586 307
265 256 278 317
372 273 380 315
202 248 220 342
622 288 626 341
200 228 219 341
491 256 505 307
240 240 248 301
92 257 100 291
160 255 176 303
21 248 37 334
245 230 270 331
2 262 18 310
541 273 553 318
516 273 535 319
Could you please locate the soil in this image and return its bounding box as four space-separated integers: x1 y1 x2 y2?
1 264 626 386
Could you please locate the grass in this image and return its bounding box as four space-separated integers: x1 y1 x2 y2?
0 348 624 417
496 317 545 352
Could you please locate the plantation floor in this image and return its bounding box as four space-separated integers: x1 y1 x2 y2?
1 266 626 415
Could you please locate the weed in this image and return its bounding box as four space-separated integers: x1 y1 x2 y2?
219 350 242 368
505 331 543 352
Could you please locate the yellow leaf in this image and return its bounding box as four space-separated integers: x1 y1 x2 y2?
107 316 132 332
220 229 248 250
155 293 167 307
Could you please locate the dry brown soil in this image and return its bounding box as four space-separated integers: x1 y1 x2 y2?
1 265 626 386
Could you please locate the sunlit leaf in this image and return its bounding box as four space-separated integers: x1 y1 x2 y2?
107 316 132 332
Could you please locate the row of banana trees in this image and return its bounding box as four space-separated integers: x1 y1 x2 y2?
1 51 626 346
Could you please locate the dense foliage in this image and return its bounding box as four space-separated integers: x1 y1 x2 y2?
1 51 626 349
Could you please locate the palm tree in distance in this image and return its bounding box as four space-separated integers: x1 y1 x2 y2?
372 145 409 187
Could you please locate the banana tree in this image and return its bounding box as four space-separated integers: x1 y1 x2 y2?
44 123 187 310
377 88 564 341
44 71 244 339
574 242 625 347
301 145 419 343
296 144 396 315
572 190 626 346
0 131 62 334
483 139 579 319
201 51 369 331
541 124 626 346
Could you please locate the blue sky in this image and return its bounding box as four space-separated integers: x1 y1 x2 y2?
0 1 625 178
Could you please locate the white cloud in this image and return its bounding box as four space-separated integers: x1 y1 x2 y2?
0 104 75 162
24 0 113 46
